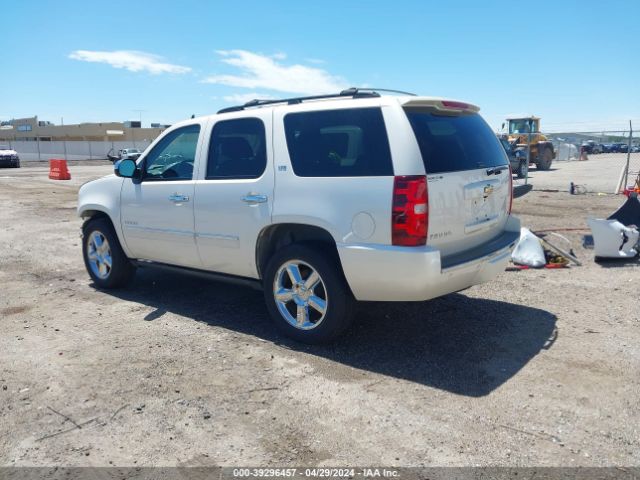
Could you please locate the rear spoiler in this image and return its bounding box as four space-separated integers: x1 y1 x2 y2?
401 98 480 114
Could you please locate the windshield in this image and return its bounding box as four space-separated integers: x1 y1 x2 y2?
508 119 538 134
405 110 508 173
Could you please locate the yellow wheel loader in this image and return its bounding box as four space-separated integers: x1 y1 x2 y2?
502 117 555 170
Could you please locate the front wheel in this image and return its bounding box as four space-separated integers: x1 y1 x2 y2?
263 244 354 344
82 217 136 289
516 160 528 179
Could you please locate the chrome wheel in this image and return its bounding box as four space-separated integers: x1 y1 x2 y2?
86 231 112 280
273 260 328 330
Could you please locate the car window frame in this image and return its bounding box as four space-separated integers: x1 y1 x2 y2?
205 117 267 180
282 107 394 178
141 124 202 182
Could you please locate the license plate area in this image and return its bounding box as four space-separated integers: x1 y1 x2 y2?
464 178 502 233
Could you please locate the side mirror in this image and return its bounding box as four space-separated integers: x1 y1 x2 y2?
115 158 137 178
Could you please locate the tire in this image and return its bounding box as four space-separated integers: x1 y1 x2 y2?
82 217 136 289
537 146 553 170
516 160 528 179
263 243 354 344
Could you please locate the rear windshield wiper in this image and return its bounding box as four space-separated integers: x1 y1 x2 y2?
486 167 505 175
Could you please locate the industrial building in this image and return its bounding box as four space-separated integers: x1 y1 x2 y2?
0 116 170 161
0 116 168 143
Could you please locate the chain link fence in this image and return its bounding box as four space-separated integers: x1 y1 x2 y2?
544 128 639 193
500 121 639 194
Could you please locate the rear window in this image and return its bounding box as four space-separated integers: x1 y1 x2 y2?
284 108 393 177
405 110 508 173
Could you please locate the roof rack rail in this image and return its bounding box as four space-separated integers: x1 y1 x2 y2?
348 87 417 96
216 87 415 114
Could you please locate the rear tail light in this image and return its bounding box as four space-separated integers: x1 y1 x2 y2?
508 165 514 214
392 175 428 246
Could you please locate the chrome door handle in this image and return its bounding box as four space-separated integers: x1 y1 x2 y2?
242 194 268 204
168 193 190 202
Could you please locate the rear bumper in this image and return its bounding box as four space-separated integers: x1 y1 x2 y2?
337 215 520 301
0 158 19 167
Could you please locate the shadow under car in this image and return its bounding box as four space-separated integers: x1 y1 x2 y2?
103 267 557 397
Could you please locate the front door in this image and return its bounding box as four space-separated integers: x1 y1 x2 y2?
194 111 274 278
120 122 204 268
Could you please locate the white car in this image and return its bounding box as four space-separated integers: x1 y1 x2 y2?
0 145 20 168
108 148 143 163
78 88 520 343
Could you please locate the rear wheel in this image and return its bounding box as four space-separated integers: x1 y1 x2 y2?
263 244 354 344
537 146 553 170
82 217 135 289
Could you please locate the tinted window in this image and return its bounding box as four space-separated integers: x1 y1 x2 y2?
143 124 200 181
207 118 266 179
284 108 393 177
405 110 508 173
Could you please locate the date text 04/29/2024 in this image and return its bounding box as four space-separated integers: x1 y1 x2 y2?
231 469 399 478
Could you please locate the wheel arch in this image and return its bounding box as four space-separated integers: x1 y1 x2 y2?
80 208 110 223
255 223 341 280
79 206 131 257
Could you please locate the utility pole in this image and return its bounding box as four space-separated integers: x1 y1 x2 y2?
623 120 632 191
132 110 146 149
525 118 533 186
61 117 68 161
132 109 146 127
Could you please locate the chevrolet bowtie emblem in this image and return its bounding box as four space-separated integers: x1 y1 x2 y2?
483 185 494 198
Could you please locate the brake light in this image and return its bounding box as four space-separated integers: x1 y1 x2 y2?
508 164 514 214
392 175 428 246
441 100 470 110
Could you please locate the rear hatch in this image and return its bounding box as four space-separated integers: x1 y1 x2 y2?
404 104 511 258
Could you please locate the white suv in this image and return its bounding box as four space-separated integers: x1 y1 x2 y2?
78 88 520 343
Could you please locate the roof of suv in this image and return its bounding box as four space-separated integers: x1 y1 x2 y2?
166 89 481 131
216 88 480 116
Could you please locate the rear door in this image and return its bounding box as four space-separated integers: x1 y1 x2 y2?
193 111 274 278
404 108 511 257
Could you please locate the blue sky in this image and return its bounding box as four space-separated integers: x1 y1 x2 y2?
2 0 638 131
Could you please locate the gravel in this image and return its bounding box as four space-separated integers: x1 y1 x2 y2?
0 158 638 466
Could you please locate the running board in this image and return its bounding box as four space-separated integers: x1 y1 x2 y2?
130 260 263 291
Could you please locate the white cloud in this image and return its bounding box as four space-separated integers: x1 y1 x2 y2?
203 50 348 95
69 50 191 74
222 93 275 104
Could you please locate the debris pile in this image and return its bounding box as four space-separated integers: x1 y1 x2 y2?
509 193 640 270
509 228 578 270
587 192 640 259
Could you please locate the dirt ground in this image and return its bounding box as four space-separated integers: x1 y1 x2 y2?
0 158 638 467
